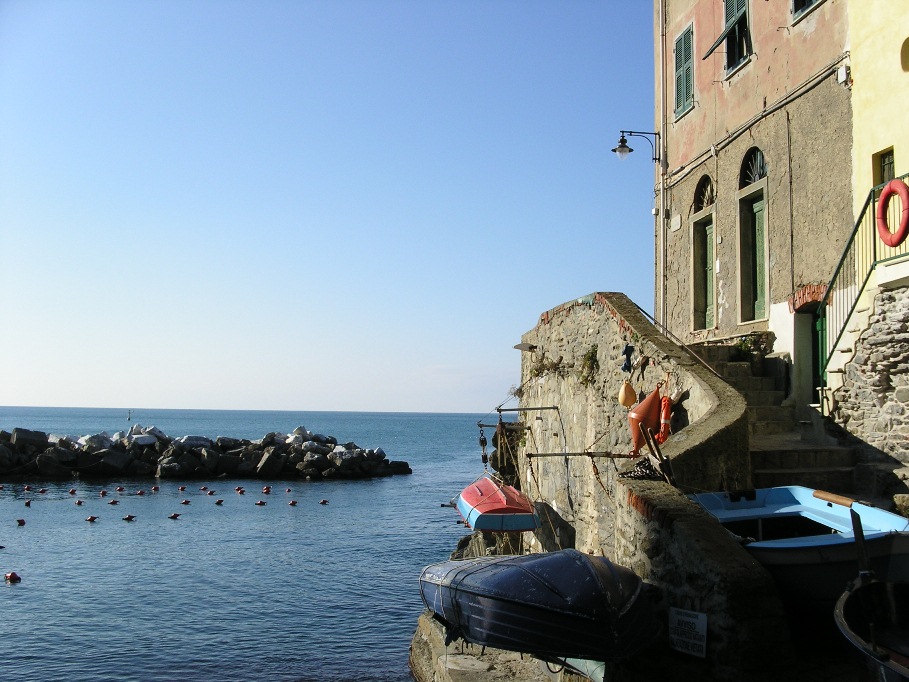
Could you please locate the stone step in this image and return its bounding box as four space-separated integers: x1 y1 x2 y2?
725 375 778 392
691 345 737 364
747 405 796 423
751 467 855 493
750 447 856 470
749 420 799 436
720 361 755 379
741 389 786 407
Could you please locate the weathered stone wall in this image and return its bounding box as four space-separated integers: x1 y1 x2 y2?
834 285 909 495
516 293 749 553
614 479 793 682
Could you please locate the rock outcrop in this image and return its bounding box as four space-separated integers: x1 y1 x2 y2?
0 424 412 481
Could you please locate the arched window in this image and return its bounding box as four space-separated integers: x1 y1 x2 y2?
740 147 767 188
738 148 767 321
694 176 715 212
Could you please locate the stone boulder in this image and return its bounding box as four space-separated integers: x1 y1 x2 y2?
256 449 286 478
12 428 49 453
36 451 72 478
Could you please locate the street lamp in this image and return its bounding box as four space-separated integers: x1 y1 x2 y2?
612 128 667 327
612 130 661 164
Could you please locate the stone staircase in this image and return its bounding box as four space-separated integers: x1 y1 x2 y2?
695 344 856 494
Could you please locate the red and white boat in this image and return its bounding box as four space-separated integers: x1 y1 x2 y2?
454 474 539 532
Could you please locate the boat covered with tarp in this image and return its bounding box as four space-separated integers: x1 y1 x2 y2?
418 548 659 662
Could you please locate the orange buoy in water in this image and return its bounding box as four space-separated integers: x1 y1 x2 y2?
200 486 208 491
178 486 186 492
86 516 99 523
100 490 108 497
289 500 298 507
122 515 136 522
16 519 25 527
5 572 21 583
23 486 31 492
207 490 215 496
115 486 124 492
38 488 47 494
68 488 77 495
215 499 224 506
238 489 246 495
628 387 662 456
319 499 329 505
136 490 145 496
108 500 119 505
255 500 267 506
168 513 181 520
24 500 31 508
75 500 84 506
285 488 291 493
151 486 159 492
180 500 190 505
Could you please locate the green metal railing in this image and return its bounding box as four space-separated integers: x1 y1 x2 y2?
818 172 909 380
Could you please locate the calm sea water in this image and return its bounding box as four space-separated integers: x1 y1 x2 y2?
0 407 489 681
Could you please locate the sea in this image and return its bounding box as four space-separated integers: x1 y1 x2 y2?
0 407 491 682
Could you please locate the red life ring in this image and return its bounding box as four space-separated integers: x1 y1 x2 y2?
655 397 672 444
877 179 909 247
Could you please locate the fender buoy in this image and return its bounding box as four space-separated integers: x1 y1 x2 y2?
628 388 661 456
655 397 672 444
877 179 909 247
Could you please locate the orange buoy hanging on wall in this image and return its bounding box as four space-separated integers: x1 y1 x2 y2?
655 396 672 444
877 179 909 247
629 386 662 456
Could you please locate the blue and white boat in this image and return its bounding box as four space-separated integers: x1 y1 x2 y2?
690 486 909 603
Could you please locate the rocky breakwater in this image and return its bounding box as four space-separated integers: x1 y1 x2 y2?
0 424 412 481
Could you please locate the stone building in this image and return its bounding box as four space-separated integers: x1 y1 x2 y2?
652 0 852 416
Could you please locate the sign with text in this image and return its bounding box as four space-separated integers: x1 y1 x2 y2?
668 607 707 658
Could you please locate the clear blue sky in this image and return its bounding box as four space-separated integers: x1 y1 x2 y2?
0 0 655 413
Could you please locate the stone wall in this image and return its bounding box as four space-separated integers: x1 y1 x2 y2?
509 293 791 679
834 285 909 495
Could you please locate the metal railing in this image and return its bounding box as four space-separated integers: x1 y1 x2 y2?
819 172 909 378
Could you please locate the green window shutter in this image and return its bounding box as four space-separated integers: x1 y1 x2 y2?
674 26 693 116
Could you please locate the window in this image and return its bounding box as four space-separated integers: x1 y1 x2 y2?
793 0 821 20
703 0 751 73
738 148 768 322
692 177 715 330
878 149 895 186
674 26 694 118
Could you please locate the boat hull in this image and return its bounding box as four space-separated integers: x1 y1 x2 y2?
690 486 909 603
419 549 658 662
836 579 909 681
454 475 540 532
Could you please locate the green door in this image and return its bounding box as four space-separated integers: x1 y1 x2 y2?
705 222 715 328
753 198 766 319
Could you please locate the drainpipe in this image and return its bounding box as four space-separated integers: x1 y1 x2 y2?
659 0 668 327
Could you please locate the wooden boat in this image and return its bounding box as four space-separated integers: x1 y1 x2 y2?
834 509 909 681
454 474 540 532
419 549 659 662
690 485 909 602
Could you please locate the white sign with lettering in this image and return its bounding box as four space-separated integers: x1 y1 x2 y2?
668 607 707 658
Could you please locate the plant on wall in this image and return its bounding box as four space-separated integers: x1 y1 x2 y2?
579 344 600 387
